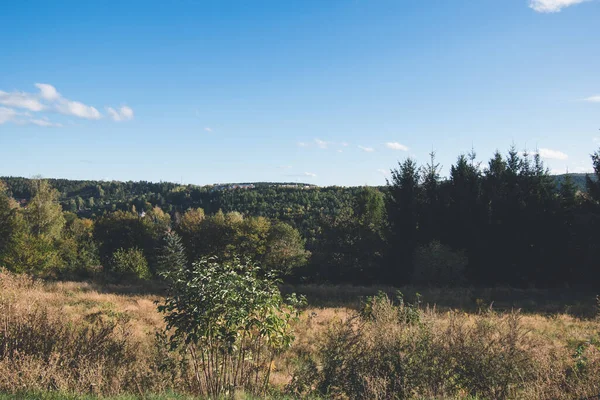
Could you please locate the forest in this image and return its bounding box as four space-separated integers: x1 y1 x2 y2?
2 145 600 288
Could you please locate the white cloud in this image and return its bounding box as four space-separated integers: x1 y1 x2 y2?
539 148 569 160
315 139 328 149
385 142 409 151
304 172 317 177
341 142 349 147
0 83 133 125
0 107 17 124
297 141 308 147
583 95 600 103
377 169 389 176
337 149 343 153
358 145 375 152
279 165 292 170
529 0 590 13
63 102 98 119
0 90 45 111
30 117 62 127
107 106 134 122
35 83 60 101
120 106 134 119
59 100 101 119
204 127 212 132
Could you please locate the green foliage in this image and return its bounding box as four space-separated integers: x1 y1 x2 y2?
264 222 310 277
412 240 467 286
310 186 386 283
176 209 309 278
158 256 304 397
360 291 421 325
157 231 188 276
3 145 600 287
94 208 169 274
1 179 66 275
22 179 65 240
58 217 100 275
2 231 63 275
109 248 150 280
0 183 18 264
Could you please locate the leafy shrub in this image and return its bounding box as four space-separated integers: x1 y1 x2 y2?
412 240 467 286
158 256 304 397
360 290 421 325
109 247 151 279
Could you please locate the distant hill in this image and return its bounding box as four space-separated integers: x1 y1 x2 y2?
553 173 596 191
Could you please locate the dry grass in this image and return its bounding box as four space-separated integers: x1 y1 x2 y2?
1 271 600 399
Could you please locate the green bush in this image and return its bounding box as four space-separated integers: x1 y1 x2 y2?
360 290 421 325
158 256 304 397
109 248 150 280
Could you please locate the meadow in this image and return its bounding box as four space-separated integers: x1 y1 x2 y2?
1 270 600 400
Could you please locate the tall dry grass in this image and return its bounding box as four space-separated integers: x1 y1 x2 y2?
1 271 600 399
288 293 600 400
0 270 176 396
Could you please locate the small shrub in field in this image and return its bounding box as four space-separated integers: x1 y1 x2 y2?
158 256 304 398
109 247 150 279
412 240 467 286
360 290 421 325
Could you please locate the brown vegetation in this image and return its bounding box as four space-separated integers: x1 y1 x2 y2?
1 271 600 399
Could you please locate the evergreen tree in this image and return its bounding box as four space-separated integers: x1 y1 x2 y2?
157 230 188 277
386 158 420 284
0 182 19 261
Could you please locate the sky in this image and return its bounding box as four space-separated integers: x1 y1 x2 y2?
0 0 599 186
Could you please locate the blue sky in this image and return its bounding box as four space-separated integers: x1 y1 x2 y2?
1 0 599 186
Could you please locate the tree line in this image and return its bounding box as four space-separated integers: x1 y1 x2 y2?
1 145 600 287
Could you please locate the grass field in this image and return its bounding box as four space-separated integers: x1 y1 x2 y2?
1 271 600 399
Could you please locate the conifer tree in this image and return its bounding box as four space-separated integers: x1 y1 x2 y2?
386 158 420 284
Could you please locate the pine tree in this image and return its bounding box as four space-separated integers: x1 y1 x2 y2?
586 148 600 202
386 158 420 284
0 182 19 259
157 231 188 277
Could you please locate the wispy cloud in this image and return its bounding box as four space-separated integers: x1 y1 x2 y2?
583 95 600 103
107 106 134 122
385 142 409 151
304 172 317 177
529 0 590 13
297 141 308 148
30 117 63 127
204 127 213 132
358 145 375 152
0 83 131 125
0 107 17 124
279 165 292 170
0 106 62 127
539 148 569 160
377 169 389 176
315 139 328 149
0 90 45 111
